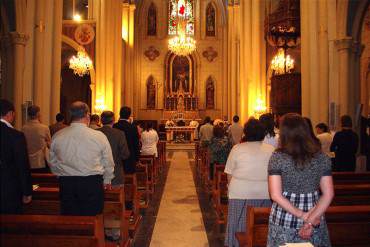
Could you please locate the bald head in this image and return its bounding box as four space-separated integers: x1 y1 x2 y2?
69 101 90 122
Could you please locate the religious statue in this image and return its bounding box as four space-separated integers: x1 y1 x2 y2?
147 3 157 36
146 76 156 109
206 4 216 37
174 70 189 94
206 76 215 109
177 95 185 112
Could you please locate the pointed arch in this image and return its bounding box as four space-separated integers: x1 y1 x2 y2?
205 2 216 37
147 2 157 36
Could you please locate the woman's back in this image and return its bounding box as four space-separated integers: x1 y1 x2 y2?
268 151 331 194
141 129 159 156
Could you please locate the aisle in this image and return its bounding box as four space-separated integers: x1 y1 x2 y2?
150 151 209 247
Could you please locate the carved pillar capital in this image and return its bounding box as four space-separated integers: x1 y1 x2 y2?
10 32 29 46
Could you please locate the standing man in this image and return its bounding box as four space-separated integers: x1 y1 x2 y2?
98 111 130 186
22 105 51 173
113 107 140 174
0 99 32 214
199 116 214 147
330 115 359 172
49 113 67 137
228 115 243 145
49 101 114 215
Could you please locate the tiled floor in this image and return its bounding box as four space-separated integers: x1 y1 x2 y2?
132 150 224 247
150 151 208 247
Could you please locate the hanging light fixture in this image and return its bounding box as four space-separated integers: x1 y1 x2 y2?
271 48 294 75
168 0 196 56
69 49 93 77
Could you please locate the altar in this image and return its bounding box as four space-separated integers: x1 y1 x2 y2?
165 126 197 142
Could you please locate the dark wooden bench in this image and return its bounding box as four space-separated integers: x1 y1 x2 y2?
23 187 130 247
332 172 370 184
31 172 141 237
236 205 370 247
331 183 370 206
0 214 105 247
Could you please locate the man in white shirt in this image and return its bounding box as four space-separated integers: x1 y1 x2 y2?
228 115 243 145
22 105 51 172
199 116 214 146
49 101 115 216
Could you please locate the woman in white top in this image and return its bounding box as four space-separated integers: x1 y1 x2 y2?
315 123 334 158
260 113 279 148
224 118 275 247
141 122 159 157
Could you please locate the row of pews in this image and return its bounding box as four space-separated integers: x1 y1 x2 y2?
0 141 167 247
194 142 370 246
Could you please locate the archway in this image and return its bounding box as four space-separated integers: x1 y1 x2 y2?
60 38 93 121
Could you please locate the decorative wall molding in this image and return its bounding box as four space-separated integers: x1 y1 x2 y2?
202 46 218 62
144 46 160 61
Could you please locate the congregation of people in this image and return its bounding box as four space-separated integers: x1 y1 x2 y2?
1 97 367 246
197 111 363 246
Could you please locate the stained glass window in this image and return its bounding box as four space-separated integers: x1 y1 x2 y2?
168 0 194 35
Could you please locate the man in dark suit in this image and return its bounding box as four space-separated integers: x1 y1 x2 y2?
113 107 140 174
98 111 130 185
0 99 33 214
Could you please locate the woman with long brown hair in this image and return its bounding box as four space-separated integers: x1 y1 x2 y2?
267 113 334 246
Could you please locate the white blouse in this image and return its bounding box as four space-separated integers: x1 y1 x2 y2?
224 142 275 200
141 129 159 157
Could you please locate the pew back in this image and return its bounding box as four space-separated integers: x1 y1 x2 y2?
0 214 105 247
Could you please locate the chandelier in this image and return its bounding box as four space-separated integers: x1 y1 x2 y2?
168 1 196 56
271 48 294 75
168 31 196 56
69 49 93 77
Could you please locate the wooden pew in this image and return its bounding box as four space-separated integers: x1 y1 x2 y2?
23 187 130 247
236 205 370 247
31 172 141 237
123 174 141 238
214 174 370 226
140 154 157 193
333 172 370 184
331 183 370 206
136 163 150 209
214 172 228 225
0 214 105 247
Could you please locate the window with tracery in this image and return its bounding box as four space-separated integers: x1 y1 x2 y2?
168 0 194 35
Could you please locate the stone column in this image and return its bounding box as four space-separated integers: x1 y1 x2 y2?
335 37 352 116
318 0 329 123
227 3 240 120
239 0 266 123
122 3 136 110
10 32 29 129
94 0 123 113
50 0 63 123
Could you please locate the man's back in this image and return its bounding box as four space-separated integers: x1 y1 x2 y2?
1 122 32 213
113 120 140 173
50 123 114 179
199 123 214 143
49 122 67 137
331 129 359 171
98 126 130 185
22 120 51 169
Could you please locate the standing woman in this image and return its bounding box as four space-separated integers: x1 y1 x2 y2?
260 113 279 148
141 122 159 157
224 119 275 247
268 113 334 246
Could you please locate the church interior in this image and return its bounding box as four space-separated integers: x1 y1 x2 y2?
1 0 370 247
